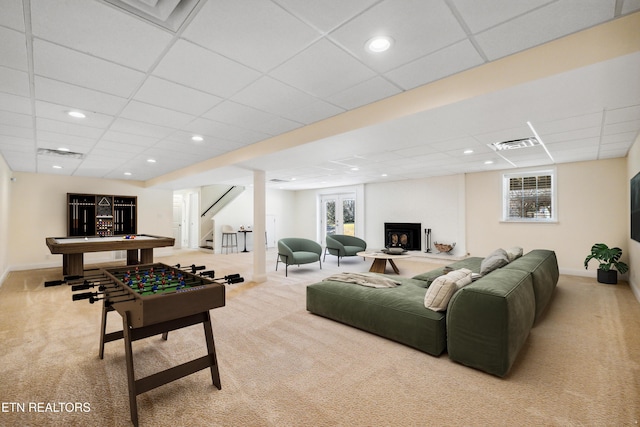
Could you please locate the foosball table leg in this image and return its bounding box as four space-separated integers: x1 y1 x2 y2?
203 311 221 389
122 311 140 427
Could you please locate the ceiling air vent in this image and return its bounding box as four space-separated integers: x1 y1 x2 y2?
37 148 85 160
490 137 540 151
103 0 202 32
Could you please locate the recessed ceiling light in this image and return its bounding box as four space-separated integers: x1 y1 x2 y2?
191 135 203 142
52 165 62 169
484 160 494 165
381 173 388 177
147 158 156 163
350 167 359 171
366 36 393 53
124 172 132 176
58 147 70 152
463 149 474 154
67 111 86 119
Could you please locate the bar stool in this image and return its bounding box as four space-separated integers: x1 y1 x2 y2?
221 225 238 254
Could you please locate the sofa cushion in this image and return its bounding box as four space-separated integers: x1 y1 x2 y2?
412 257 483 287
502 249 559 323
446 268 535 377
307 278 447 356
480 248 510 275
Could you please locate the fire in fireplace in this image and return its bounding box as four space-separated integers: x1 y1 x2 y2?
384 222 421 251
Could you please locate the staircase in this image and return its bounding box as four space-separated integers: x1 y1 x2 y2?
199 185 244 250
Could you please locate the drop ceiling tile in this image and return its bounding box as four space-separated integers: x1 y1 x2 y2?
202 101 302 136
0 125 32 140
605 104 640 123
30 0 173 71
283 98 345 125
3 152 35 172
119 100 196 129
36 130 96 151
134 77 223 117
33 40 145 98
34 100 115 129
385 39 484 90
600 131 638 144
182 0 320 72
273 0 378 32
34 77 128 116
329 0 467 73
0 93 31 115
475 0 615 61
0 111 32 129
604 119 640 135
184 118 269 145
271 39 377 98
35 117 104 139
0 140 36 154
231 76 320 120
92 139 150 154
109 117 175 140
535 112 603 134
326 76 401 110
0 0 25 31
153 39 261 98
451 0 552 33
0 27 28 71
542 127 601 144
0 66 30 97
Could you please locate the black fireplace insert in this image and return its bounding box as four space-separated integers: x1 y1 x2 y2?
384 222 421 251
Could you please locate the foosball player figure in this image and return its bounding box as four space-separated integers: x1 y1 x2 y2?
151 284 159 293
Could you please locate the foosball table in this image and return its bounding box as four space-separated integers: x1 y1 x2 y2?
70 262 243 426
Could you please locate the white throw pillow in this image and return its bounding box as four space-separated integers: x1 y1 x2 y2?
445 268 473 289
424 276 457 312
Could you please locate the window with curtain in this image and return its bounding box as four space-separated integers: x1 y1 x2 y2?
503 169 556 222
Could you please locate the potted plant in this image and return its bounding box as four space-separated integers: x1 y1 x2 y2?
584 243 629 284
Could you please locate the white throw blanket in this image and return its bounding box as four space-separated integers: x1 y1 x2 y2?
323 272 401 288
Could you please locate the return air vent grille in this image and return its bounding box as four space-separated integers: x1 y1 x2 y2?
490 137 540 151
37 148 85 159
103 0 202 32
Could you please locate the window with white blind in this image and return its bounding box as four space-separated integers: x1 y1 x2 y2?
502 169 557 222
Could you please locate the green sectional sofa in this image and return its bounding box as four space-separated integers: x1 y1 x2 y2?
306 249 559 377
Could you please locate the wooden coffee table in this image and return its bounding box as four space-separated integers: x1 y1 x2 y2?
357 251 411 274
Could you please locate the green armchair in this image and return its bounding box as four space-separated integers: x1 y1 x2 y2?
276 238 322 276
324 234 367 266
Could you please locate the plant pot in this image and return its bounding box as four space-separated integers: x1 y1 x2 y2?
597 268 618 284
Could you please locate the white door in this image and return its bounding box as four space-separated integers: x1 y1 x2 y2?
321 193 356 242
266 215 276 248
172 194 183 249
188 192 199 249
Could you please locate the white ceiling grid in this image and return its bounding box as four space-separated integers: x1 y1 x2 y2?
0 0 638 190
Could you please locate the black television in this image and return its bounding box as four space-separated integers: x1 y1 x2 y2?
632 171 640 243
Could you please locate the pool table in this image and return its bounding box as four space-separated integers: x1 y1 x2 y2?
46 234 175 277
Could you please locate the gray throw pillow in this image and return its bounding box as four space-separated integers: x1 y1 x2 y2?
480 248 510 275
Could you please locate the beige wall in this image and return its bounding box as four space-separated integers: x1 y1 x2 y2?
0 155 11 283
466 158 628 276
627 136 640 299
8 172 173 270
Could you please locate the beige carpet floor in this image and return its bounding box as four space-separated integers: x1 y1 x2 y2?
1 249 639 426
